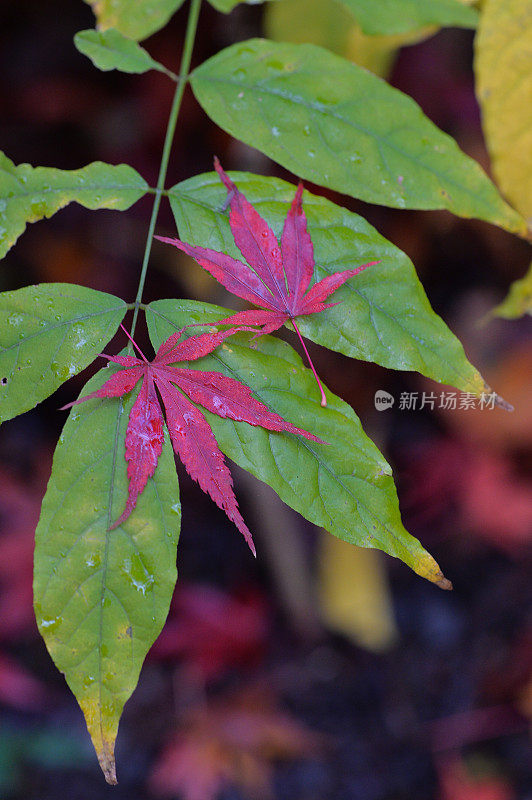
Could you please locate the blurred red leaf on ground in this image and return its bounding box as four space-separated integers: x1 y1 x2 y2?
148 585 269 681
437 754 515 800
148 685 324 800
403 439 532 552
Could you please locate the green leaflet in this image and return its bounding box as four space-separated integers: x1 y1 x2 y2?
34 363 180 783
83 0 185 41
493 260 532 319
146 298 451 589
0 283 126 424
208 0 264 11
0 153 148 258
167 171 486 395
336 0 478 35
190 40 526 235
74 29 170 75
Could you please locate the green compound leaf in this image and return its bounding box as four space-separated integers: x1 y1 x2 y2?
83 0 185 41
34 362 180 783
190 40 526 235
146 298 451 590
74 29 170 75
336 0 478 35
0 283 126 424
0 153 149 258
167 171 486 395
493 260 532 319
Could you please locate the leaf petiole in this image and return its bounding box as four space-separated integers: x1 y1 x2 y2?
119 323 148 361
291 319 327 407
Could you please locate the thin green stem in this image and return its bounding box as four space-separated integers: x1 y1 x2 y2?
129 0 202 341
157 65 181 83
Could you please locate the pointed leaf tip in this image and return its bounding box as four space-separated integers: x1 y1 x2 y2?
483 382 514 412
495 396 514 413
494 394 514 413
413 551 453 590
79 692 118 782
99 746 117 785
436 576 453 591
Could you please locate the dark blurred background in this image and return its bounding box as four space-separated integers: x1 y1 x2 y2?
0 1 531 798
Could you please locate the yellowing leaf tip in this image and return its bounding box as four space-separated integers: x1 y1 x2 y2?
414 552 453 590
483 383 514 412
99 745 117 785
79 695 118 784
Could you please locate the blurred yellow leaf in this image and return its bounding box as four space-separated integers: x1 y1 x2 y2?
264 0 435 77
264 0 357 59
475 0 532 226
344 24 437 76
493 260 532 318
318 533 398 652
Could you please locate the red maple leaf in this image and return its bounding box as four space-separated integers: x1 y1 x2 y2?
148 684 324 800
62 326 323 554
156 158 377 406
